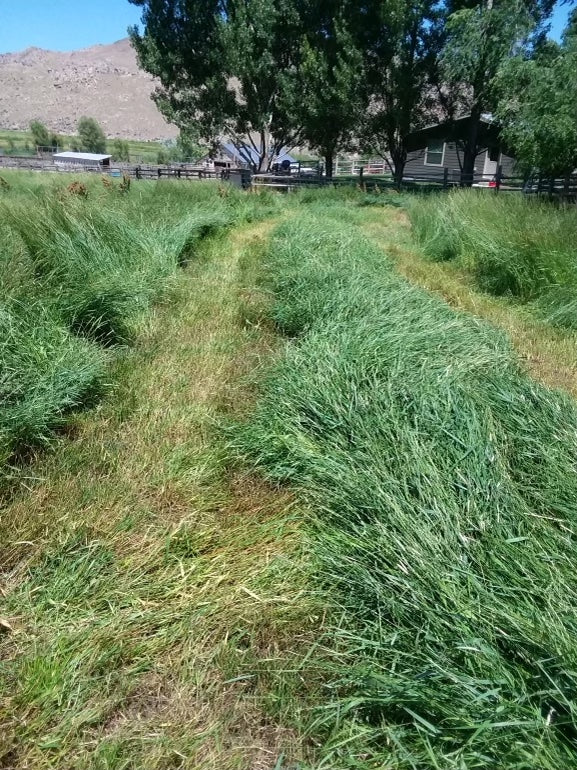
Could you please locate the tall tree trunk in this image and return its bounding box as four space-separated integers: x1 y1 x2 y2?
461 107 482 186
391 145 407 191
324 150 334 180
257 129 272 173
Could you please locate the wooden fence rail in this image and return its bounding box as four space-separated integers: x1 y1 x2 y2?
0 155 221 178
2 154 576 200
253 166 577 201
0 155 256 188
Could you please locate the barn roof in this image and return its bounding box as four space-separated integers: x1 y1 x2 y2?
221 142 297 166
54 152 112 161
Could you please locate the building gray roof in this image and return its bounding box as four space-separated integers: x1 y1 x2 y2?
221 142 297 166
53 152 112 161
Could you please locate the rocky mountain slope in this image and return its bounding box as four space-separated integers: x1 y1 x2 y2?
0 38 178 140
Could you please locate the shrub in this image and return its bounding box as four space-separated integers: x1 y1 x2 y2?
29 120 51 149
77 117 106 154
111 138 130 162
67 181 89 198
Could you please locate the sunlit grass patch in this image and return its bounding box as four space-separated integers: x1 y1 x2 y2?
233 213 577 768
407 190 577 327
0 176 264 480
0 219 316 769
358 203 577 399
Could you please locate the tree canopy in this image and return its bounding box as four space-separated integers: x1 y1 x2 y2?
129 0 304 172
285 11 364 177
77 117 107 154
29 120 51 148
29 120 60 151
111 138 130 163
129 0 570 182
359 0 443 185
440 0 543 181
496 8 577 176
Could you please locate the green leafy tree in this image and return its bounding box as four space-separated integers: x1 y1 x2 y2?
111 138 130 162
285 15 364 179
156 132 203 164
159 139 179 164
175 130 203 162
440 0 554 184
156 147 169 165
496 9 577 176
358 0 443 188
29 120 50 149
30 120 61 151
77 117 107 154
129 0 304 172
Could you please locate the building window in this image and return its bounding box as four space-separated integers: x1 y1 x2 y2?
425 140 445 166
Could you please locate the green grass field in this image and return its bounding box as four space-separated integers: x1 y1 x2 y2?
0 128 165 163
408 190 577 328
1 177 577 768
0 171 256 475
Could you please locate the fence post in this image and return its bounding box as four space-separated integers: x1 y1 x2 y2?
495 164 503 193
563 173 570 201
443 167 449 189
359 166 364 189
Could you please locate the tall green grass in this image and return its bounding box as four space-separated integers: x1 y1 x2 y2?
0 174 253 479
233 215 577 768
0 300 105 464
408 191 577 327
5 197 235 343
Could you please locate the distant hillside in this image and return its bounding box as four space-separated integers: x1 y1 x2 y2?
0 38 178 141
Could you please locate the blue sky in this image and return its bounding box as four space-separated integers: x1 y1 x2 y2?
0 0 142 53
549 0 574 40
0 0 574 53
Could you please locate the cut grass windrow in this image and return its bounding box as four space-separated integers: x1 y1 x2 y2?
359 204 577 400
0 175 278 483
232 214 577 769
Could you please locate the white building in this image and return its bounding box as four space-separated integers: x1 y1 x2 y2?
53 152 112 169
